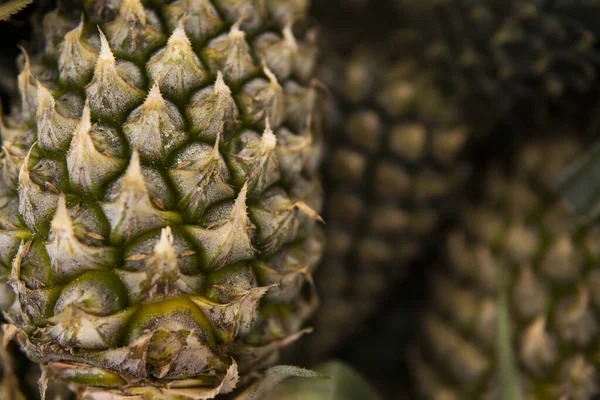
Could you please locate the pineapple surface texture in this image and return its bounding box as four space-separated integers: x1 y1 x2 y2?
0 0 324 398
412 134 600 399
311 46 471 358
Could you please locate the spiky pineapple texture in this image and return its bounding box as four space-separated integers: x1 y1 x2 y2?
0 0 324 398
396 0 600 128
308 45 470 359
411 133 600 399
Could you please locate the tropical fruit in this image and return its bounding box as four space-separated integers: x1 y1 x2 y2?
411 132 600 399
308 45 471 359
0 0 324 397
395 0 600 129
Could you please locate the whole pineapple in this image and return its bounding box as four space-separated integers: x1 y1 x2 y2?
411 133 600 399
395 0 600 129
0 0 324 398
309 45 471 358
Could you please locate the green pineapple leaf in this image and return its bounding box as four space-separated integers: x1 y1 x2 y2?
0 0 34 21
248 361 382 400
237 365 327 400
497 270 524 400
557 139 600 219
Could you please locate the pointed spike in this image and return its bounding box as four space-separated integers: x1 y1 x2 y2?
50 193 73 234
214 71 231 95
155 226 175 257
282 24 298 49
169 22 193 49
230 18 245 38
234 182 249 218
212 131 222 159
260 122 277 153
122 149 146 193
36 82 55 115
67 16 85 41
78 101 92 134
295 201 324 224
17 146 33 189
97 29 116 65
145 81 165 108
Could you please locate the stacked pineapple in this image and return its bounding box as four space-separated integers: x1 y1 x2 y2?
309 43 471 358
395 0 600 129
411 132 600 399
0 0 325 397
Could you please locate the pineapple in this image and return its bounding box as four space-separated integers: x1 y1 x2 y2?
0 0 324 398
395 0 600 129
411 133 600 399
309 45 471 358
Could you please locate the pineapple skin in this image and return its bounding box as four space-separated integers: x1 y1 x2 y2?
412 133 600 399
309 44 471 359
0 0 324 397
0 173 27 400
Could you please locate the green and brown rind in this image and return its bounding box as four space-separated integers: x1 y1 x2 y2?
0 0 324 398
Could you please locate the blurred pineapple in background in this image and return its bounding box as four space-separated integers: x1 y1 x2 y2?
303 38 472 360
394 0 600 132
411 131 600 399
